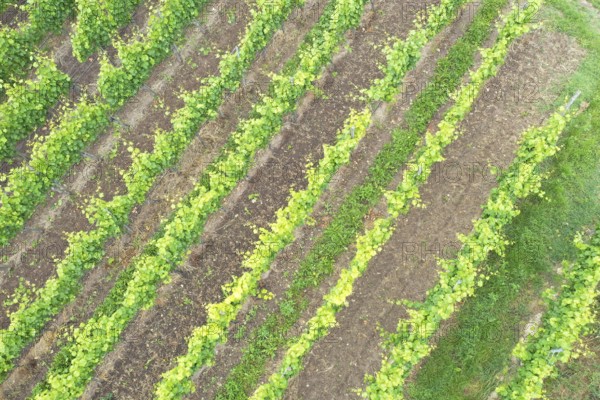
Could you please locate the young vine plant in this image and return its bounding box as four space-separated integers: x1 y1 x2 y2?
496 226 600 399
71 0 144 61
0 56 70 161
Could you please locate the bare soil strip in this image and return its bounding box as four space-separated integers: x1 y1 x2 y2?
283 29 584 399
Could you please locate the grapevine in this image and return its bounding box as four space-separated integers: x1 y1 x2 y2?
496 227 600 399
362 107 570 399
0 0 303 381
0 0 219 246
0 56 70 161
71 0 143 61
0 0 75 87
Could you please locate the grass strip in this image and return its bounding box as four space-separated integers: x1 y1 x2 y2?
362 101 569 398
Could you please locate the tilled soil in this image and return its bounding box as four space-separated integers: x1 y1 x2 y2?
76 1 447 399
281 29 584 400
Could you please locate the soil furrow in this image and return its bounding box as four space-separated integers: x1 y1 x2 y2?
284 29 584 400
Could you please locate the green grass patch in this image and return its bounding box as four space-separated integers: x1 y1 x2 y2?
588 0 600 11
406 1 600 398
216 0 510 398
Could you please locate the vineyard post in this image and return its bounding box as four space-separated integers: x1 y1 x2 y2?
563 90 581 114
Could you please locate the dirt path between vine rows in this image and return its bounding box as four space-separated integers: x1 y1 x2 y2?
282 29 585 400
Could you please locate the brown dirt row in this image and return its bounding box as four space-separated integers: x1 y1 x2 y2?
0 0 330 397
187 2 490 397
282 29 584 400
75 1 442 398
0 0 252 307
